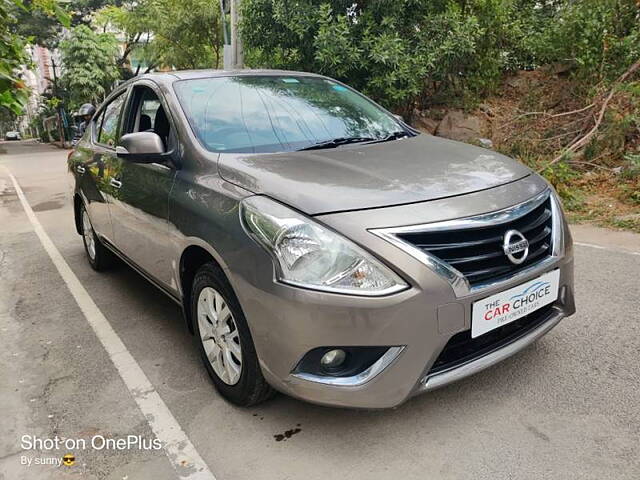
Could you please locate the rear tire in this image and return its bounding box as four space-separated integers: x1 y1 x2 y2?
191 262 275 406
80 204 115 271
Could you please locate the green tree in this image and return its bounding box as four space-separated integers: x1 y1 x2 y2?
12 0 62 48
533 0 640 81
12 0 116 48
96 0 222 72
240 0 520 113
59 24 119 106
95 3 155 75
1 0 29 114
240 0 640 114
148 0 222 69
1 0 70 115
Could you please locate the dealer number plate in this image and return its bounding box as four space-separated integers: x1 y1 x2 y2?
471 270 560 338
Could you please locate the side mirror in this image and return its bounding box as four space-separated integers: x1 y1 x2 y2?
116 132 168 163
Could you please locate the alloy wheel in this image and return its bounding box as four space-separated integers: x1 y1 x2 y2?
82 209 96 261
197 287 243 385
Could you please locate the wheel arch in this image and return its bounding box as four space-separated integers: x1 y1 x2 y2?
73 193 83 235
179 244 228 334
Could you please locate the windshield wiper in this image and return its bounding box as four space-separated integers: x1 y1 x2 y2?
298 137 376 151
366 131 413 144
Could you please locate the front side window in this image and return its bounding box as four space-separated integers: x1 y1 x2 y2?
98 94 126 147
174 76 402 153
140 97 161 128
126 87 171 149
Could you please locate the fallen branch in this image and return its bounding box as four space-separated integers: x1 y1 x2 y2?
536 129 583 143
567 160 614 171
537 58 640 172
500 111 550 128
549 103 595 118
501 103 595 128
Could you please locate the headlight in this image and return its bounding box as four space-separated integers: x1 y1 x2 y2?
240 196 408 296
549 187 566 257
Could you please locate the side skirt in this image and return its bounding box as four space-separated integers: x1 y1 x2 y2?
100 237 183 307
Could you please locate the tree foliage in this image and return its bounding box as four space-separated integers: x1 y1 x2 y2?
59 24 119 106
96 0 222 71
147 0 221 69
12 0 110 48
1 0 29 114
1 0 69 114
240 0 640 114
532 0 640 82
12 0 63 48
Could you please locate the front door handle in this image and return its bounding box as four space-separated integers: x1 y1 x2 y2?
76 165 86 174
110 178 122 189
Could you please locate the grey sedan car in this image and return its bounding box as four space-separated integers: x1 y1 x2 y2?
68 70 575 408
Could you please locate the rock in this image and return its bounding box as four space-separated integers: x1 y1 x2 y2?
435 110 485 143
478 138 494 149
478 103 494 116
614 213 640 222
505 70 542 89
545 61 577 76
506 76 527 89
413 115 439 135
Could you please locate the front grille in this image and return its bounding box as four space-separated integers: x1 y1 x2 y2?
396 196 553 287
428 304 555 375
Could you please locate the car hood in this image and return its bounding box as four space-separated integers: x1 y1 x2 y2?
218 135 531 215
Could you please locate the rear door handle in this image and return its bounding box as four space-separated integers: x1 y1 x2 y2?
76 165 86 174
110 178 122 189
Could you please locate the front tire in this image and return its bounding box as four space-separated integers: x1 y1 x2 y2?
191 262 274 406
81 204 115 271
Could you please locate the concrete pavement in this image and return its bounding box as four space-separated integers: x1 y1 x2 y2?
1 140 639 480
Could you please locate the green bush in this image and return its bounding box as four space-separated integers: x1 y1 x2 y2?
240 0 640 113
534 0 640 81
622 152 640 179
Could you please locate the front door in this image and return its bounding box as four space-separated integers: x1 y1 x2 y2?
109 84 177 290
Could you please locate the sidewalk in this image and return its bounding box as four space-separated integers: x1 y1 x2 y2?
570 224 640 255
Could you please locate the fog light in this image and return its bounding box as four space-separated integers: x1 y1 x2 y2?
320 349 346 369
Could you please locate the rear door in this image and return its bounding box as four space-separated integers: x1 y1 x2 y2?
109 81 178 290
79 91 127 243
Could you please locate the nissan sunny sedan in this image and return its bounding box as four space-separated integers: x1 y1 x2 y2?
68 70 575 408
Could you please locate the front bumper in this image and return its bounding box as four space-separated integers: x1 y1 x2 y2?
418 302 568 394
229 176 576 408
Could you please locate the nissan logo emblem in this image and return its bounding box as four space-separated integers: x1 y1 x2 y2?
503 229 529 265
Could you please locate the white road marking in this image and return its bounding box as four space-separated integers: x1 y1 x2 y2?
574 242 640 256
2 166 217 480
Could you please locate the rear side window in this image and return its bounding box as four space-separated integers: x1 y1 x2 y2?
97 94 126 147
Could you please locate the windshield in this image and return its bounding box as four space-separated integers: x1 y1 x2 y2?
174 75 405 153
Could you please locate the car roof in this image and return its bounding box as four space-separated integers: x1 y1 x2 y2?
104 69 332 108
122 69 325 87
172 69 322 80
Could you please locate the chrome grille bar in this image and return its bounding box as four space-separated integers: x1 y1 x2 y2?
370 189 565 297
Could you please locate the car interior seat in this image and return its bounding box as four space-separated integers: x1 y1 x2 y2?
153 107 171 150
139 114 152 132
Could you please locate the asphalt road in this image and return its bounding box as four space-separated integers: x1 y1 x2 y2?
1 140 639 480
